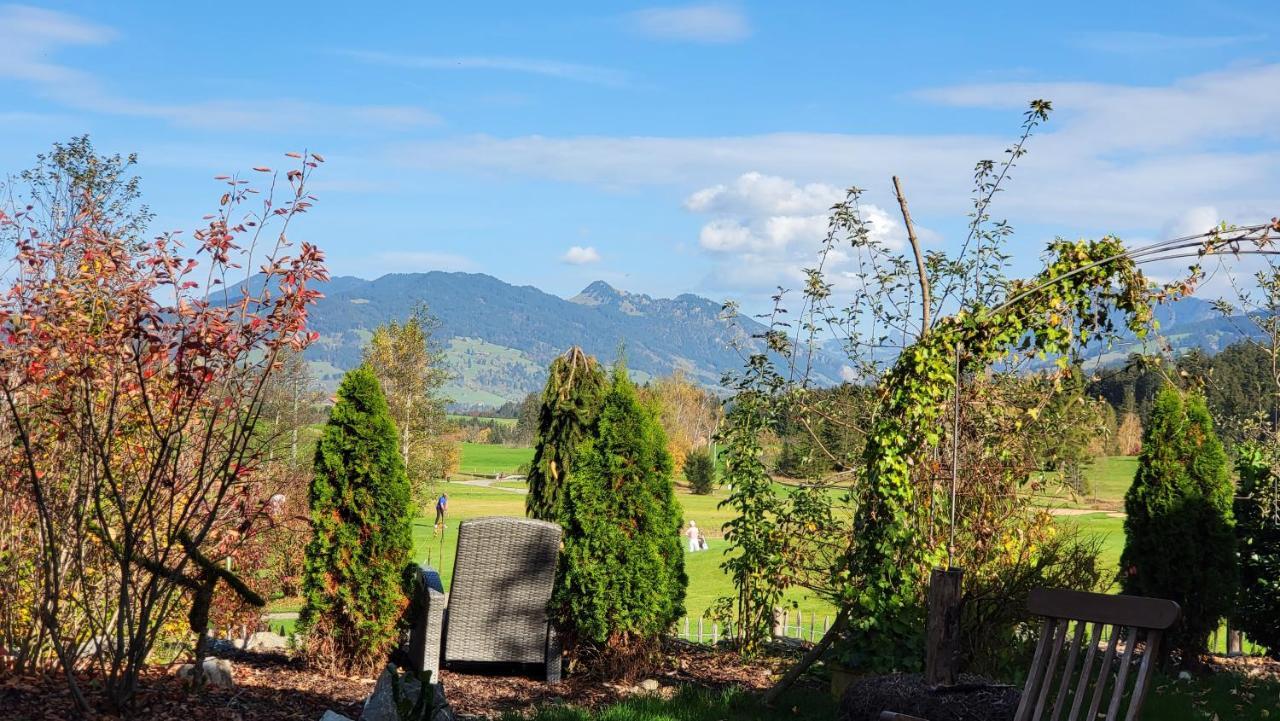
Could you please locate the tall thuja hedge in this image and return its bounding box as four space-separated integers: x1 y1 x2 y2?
1233 444 1280 658
1120 388 1237 665
554 367 687 650
526 347 609 522
301 367 413 669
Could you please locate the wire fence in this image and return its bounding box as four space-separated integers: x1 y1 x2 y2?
673 608 832 645
673 610 1268 659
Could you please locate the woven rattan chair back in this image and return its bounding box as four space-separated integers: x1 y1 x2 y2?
442 516 562 665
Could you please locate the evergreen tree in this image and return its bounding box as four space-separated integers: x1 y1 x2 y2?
300 367 413 670
1232 444 1280 658
526 347 609 522
684 447 717 495
553 367 687 651
1120 388 1237 665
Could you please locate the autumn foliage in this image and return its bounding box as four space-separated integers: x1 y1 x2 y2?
0 143 326 711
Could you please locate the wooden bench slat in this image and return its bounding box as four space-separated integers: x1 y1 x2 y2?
1028 589 1179 630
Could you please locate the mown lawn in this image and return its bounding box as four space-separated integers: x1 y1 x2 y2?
417 477 837 624
454 441 534 476
1047 455 1134 577
489 672 1280 721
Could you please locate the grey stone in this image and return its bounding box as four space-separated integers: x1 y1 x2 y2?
175 658 234 688
318 712 354 721
245 631 288 651
362 664 455 721
638 678 660 692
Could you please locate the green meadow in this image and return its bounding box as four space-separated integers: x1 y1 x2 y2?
275 446 1139 630
454 441 535 477
427 446 1140 624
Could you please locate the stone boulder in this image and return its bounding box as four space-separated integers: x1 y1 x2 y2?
175 658 235 689
362 664 455 721
837 673 1020 721
318 712 354 721
245 631 288 652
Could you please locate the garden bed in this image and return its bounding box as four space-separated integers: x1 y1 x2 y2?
0 640 793 721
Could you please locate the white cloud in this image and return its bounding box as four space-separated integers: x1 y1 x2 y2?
1070 31 1266 54
628 4 751 44
684 171 844 215
0 5 439 132
562 246 602 265
1161 205 1223 239
686 172 910 292
915 64 1280 152
343 50 626 87
394 62 1280 234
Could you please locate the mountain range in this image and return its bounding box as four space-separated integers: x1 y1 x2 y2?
299 272 848 407
295 272 1263 408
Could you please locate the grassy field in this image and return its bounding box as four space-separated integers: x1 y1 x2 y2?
1036 455 1137 510
491 671 1280 721
418 479 837 622
1045 455 1134 577
454 441 534 476
439 448 1143 622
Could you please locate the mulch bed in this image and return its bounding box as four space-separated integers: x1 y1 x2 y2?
0 640 786 721
836 673 1020 721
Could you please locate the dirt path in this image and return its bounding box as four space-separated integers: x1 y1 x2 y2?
1049 507 1125 519
453 477 527 494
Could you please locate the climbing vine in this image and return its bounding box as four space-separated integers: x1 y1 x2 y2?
840 236 1163 669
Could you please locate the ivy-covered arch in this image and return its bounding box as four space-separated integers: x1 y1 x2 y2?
842 236 1161 667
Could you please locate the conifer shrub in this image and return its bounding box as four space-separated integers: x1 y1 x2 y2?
1120 388 1237 665
300 367 413 670
684 447 716 495
1232 443 1280 658
553 367 687 659
526 347 609 522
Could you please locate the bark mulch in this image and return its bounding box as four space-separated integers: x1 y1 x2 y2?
0 640 788 721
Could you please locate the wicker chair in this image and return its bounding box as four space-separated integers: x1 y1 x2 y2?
405 516 564 683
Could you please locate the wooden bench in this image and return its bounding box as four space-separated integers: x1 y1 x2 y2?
881 588 1180 721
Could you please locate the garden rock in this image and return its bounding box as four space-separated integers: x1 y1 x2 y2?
175 658 235 689
638 678 660 692
245 630 288 651
362 664 455 721
318 712 354 721
837 673 1020 721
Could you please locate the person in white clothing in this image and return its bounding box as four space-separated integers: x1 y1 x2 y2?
686 521 700 552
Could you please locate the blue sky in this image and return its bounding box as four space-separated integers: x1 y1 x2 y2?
1 1 1277 311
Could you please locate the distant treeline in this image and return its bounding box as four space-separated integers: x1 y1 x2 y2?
453 393 539 445
767 339 1279 492
1087 339 1278 448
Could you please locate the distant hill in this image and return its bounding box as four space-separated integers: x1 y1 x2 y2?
1077 295 1265 367
296 272 849 407
286 271 1257 407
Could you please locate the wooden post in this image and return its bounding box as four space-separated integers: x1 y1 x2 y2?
925 567 964 688
809 615 816 642
713 623 719 644
1227 626 1243 657
698 616 704 643
772 607 785 638
683 616 689 640
796 610 803 639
